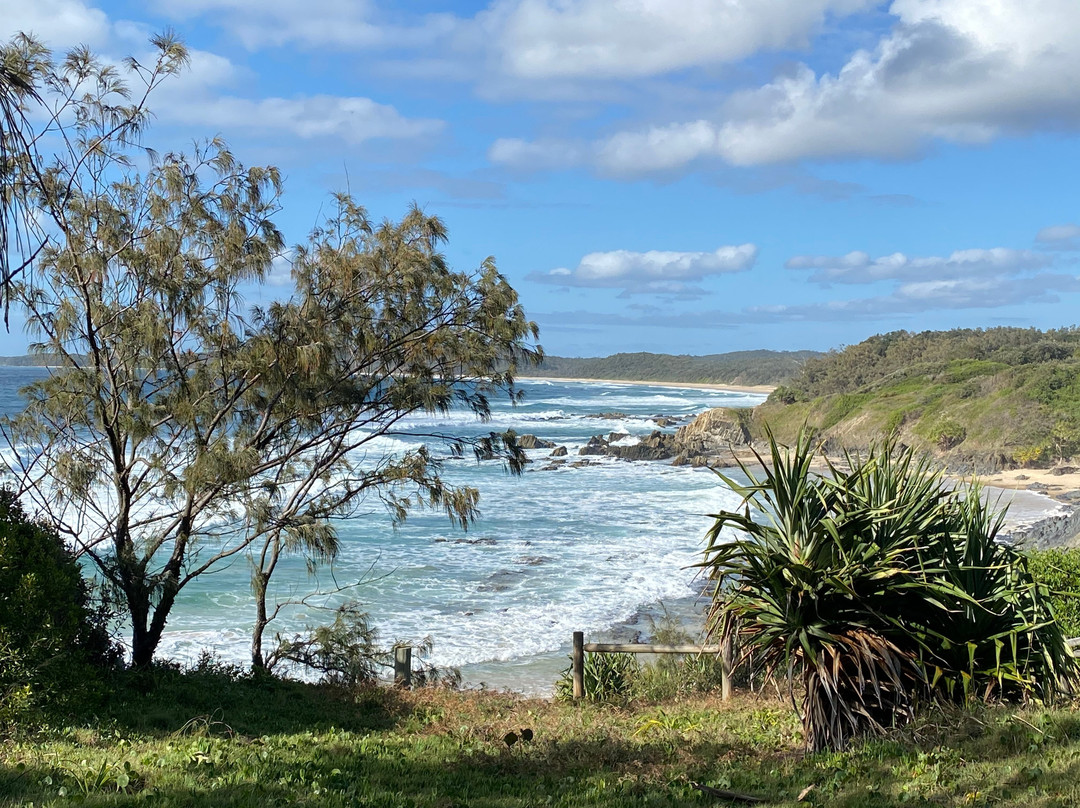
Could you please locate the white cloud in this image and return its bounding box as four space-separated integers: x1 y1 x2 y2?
153 0 454 51
529 244 758 296
786 247 1052 284
743 273 1080 321
150 0 874 80
161 94 443 145
488 138 587 170
481 0 875 80
504 0 1080 174
1037 224 1080 249
0 0 111 48
135 47 444 147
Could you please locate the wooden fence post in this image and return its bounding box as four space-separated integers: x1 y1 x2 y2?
572 631 584 700
721 633 734 702
394 645 412 688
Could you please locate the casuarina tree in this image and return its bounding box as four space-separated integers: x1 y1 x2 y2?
0 33 541 668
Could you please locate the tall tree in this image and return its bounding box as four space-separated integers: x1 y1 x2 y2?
0 35 540 667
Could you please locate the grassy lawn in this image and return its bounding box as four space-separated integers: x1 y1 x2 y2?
4 666 1080 807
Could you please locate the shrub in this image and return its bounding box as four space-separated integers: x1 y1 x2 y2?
1013 443 1051 467
0 489 117 722
555 652 638 704
933 418 967 450
269 603 459 688
700 430 1075 752
1026 548 1080 638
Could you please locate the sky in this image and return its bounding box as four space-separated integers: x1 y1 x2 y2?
2 0 1079 357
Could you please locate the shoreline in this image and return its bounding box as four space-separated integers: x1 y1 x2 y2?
520 375 776 395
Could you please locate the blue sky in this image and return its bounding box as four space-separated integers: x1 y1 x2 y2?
2 0 1079 357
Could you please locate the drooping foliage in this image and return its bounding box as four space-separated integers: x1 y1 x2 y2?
700 430 1076 752
0 34 541 669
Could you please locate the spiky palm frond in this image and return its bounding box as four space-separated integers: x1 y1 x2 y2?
701 429 1078 752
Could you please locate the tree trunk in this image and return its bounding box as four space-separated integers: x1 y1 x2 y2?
250 570 270 671
128 588 155 668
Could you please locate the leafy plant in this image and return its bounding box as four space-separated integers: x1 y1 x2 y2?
0 488 117 723
932 418 967 449
555 652 638 704
700 429 1076 751
1026 548 1080 638
0 33 540 671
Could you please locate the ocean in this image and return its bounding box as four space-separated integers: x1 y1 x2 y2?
1 367 1066 694
0 367 765 693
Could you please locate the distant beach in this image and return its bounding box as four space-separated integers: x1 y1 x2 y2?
523 375 776 395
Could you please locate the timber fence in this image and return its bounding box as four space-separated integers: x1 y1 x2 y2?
390 634 1080 697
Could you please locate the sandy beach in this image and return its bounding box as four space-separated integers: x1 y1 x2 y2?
522 375 776 395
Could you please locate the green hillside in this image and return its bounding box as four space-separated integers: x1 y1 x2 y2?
756 328 1080 467
522 350 818 386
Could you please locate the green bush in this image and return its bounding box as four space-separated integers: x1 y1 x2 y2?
1026 548 1080 638
555 652 638 704
700 431 1075 752
0 489 117 723
932 418 967 450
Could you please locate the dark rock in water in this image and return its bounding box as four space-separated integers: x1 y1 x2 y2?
1027 482 1050 491
569 459 597 468
586 412 628 419
454 537 498 545
1061 490 1080 501
578 431 678 461
550 446 568 457
652 416 677 427
671 453 690 467
517 434 556 449
477 569 524 592
608 431 678 461
579 435 610 456
608 431 630 442
514 555 551 566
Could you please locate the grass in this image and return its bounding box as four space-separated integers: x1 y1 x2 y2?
756 358 1060 461
5 667 1080 806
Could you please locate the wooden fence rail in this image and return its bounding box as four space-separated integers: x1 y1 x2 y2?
388 635 1080 695
568 632 1080 702
571 630 735 701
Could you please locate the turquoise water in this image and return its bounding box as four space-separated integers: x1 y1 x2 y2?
0 367 764 692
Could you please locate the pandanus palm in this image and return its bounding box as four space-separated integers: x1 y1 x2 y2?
700 429 1076 752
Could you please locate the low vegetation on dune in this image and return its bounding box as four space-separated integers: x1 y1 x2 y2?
757 327 1080 467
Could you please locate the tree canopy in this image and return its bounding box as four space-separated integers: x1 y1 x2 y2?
0 33 540 668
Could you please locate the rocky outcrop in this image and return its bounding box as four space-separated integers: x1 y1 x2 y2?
578 430 679 461
517 434 556 449
550 446 568 457
674 408 752 457
1010 507 1080 549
